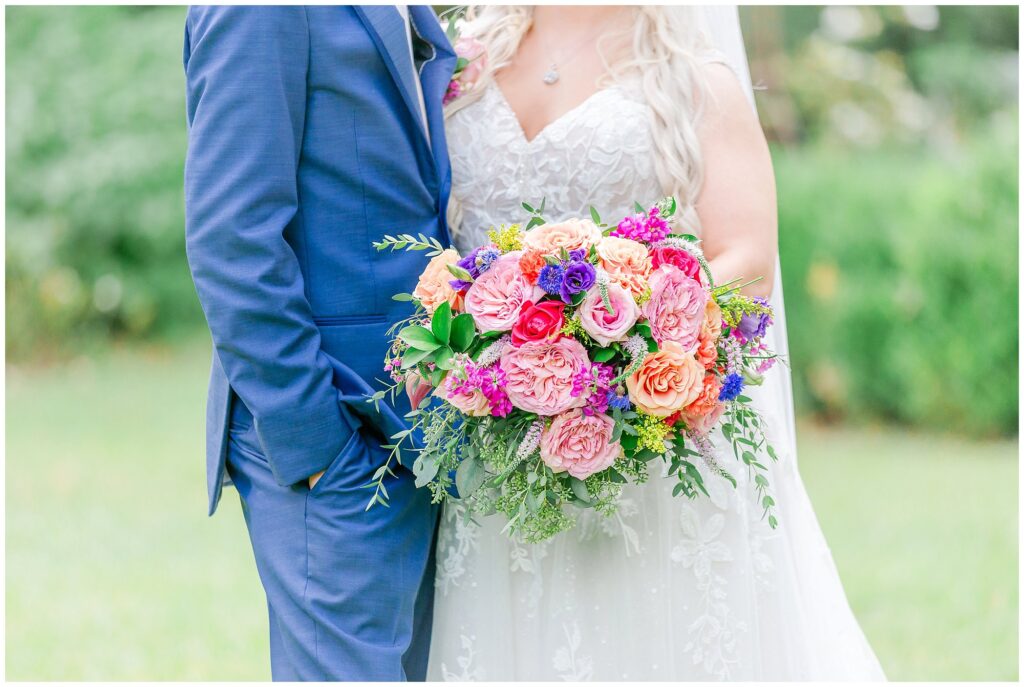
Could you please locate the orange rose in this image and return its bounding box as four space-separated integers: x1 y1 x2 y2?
521 218 602 254
695 332 718 369
625 341 705 417
596 236 652 297
413 249 463 314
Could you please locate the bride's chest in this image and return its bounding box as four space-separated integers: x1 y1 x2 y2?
445 84 661 218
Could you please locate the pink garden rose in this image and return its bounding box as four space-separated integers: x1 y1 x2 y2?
642 264 708 351
500 337 590 415
650 245 702 282
626 341 705 417
454 36 487 87
539 408 622 479
596 236 652 297
413 249 463 314
521 218 602 255
578 281 640 346
464 252 542 332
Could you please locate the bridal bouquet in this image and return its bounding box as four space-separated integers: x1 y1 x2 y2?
368 198 782 542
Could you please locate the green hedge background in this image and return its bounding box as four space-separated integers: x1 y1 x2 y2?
6 6 1017 436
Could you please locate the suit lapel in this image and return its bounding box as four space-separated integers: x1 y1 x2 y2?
353 6 430 150
409 6 457 196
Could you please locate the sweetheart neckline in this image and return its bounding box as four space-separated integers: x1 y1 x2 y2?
488 82 624 145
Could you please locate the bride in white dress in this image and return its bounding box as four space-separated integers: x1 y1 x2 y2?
427 6 885 680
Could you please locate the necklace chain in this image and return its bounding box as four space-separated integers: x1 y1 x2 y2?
534 15 620 86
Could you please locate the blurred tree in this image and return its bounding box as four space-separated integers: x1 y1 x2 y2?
4 6 1018 436
6 6 196 359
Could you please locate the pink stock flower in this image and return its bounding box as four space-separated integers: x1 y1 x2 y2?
642 265 708 351
464 252 542 333
539 408 621 479
500 337 590 415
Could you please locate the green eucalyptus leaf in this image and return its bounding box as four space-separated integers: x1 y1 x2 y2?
455 457 487 497
569 476 594 504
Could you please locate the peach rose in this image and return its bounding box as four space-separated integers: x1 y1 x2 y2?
578 282 640 346
464 252 542 332
540 408 622 479
521 218 602 255
695 299 723 369
642 265 708 351
500 337 590 415
702 298 723 341
626 340 705 417
413 249 463 314
436 384 490 417
596 236 652 297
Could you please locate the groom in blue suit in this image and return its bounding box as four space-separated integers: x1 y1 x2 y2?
183 6 455 681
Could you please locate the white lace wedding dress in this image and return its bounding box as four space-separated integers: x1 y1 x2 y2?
426 10 885 682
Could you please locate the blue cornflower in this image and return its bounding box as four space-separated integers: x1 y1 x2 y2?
607 390 632 410
537 263 566 296
718 373 745 402
476 247 501 273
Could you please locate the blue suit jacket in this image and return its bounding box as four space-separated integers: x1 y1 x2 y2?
184 6 456 514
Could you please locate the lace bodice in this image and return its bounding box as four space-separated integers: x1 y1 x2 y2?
430 61 885 683
447 81 663 251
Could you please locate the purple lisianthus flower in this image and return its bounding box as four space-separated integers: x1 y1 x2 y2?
568 248 588 263
559 261 596 302
735 297 772 343
537 263 566 296
450 247 489 291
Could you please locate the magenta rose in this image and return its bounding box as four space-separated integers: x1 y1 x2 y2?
511 300 566 347
500 337 590 415
578 282 640 346
650 245 701 282
642 265 708 351
464 252 543 332
540 408 621 479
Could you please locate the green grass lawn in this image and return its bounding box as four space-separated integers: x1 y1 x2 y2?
6 340 1018 680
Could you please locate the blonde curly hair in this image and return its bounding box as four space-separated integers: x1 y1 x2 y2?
444 6 715 233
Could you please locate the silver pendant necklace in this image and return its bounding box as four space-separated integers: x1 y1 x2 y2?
537 14 621 86
542 64 560 85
